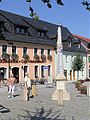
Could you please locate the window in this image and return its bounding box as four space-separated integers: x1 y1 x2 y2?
78 44 81 48
69 42 71 47
23 47 27 55
88 56 90 62
41 48 44 55
48 65 51 76
2 45 7 54
37 31 46 38
34 48 37 55
47 49 50 55
37 32 40 37
21 28 24 34
35 66 38 78
41 65 44 77
16 27 20 34
41 32 44 38
12 46 16 54
15 26 28 34
89 69 90 78
82 70 84 76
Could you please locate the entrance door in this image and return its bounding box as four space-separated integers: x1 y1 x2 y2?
12 67 19 83
70 70 72 80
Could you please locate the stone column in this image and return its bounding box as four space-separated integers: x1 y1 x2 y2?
52 25 70 101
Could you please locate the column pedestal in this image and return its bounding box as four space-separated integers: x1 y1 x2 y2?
52 80 70 101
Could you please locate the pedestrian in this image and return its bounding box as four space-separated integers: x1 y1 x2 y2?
7 74 16 98
24 73 31 101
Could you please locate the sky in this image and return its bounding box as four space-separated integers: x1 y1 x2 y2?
0 0 90 38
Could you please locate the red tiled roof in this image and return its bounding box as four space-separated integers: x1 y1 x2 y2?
73 34 90 43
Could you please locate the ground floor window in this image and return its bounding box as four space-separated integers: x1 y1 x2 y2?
41 65 44 77
64 70 67 80
35 66 38 78
24 66 28 77
48 65 51 76
89 69 90 78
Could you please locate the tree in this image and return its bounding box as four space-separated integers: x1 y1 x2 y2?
72 54 85 80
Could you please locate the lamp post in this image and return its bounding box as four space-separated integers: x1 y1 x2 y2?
8 54 11 78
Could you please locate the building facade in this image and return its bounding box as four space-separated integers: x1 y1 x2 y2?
0 10 57 82
73 34 90 79
0 10 89 82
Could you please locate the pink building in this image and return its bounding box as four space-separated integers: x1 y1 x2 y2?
0 10 56 82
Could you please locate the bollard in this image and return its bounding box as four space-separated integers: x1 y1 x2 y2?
22 87 28 101
58 89 64 106
87 84 90 97
32 85 36 96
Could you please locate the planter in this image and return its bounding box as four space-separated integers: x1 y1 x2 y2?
80 86 87 94
23 54 30 63
47 55 52 61
34 54 39 61
41 54 46 62
11 54 19 63
2 53 10 62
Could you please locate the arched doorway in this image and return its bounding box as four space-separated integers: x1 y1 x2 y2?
12 67 19 83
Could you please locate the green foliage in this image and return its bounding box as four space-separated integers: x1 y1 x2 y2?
34 54 40 61
41 54 46 62
47 55 52 61
72 54 84 71
11 54 19 62
23 54 30 63
80 86 87 94
2 53 10 62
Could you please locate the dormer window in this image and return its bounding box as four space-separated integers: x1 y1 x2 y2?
37 30 46 38
69 42 71 47
41 32 45 38
16 27 20 34
78 44 81 48
15 26 28 35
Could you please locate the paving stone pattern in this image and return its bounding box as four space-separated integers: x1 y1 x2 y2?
0 82 89 120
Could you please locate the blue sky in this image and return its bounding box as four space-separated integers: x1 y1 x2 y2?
0 0 90 38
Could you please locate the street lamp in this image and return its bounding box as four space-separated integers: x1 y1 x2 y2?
8 54 11 78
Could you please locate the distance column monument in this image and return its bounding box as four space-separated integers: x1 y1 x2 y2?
52 25 70 101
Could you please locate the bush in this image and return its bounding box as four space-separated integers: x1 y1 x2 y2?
79 79 84 83
80 86 87 94
75 81 82 90
84 78 90 82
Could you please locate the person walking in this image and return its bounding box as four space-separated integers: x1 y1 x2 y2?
7 74 16 98
24 73 31 101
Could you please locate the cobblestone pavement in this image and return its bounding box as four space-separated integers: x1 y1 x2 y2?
0 82 89 120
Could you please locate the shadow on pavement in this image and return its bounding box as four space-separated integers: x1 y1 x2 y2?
17 106 75 120
0 104 10 113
